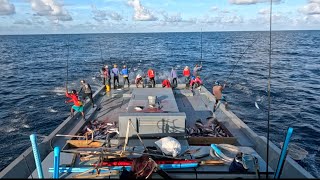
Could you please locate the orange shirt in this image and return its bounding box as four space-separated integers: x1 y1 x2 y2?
65 92 81 106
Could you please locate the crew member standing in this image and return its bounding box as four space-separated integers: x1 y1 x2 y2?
147 67 155 88
79 80 94 108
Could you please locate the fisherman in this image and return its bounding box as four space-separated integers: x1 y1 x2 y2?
101 67 107 85
190 76 203 90
183 66 191 89
65 88 85 120
213 81 227 112
171 67 178 88
193 63 202 76
135 74 144 88
79 80 94 108
112 64 120 89
162 78 171 88
121 65 130 88
104 65 111 86
147 67 155 88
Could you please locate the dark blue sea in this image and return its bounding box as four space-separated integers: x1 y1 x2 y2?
0 31 319 177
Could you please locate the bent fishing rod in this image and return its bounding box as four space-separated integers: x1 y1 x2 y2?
224 37 259 84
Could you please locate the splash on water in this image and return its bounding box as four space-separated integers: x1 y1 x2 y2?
47 107 58 113
22 124 30 128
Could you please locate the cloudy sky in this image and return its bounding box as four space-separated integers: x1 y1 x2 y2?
0 0 319 34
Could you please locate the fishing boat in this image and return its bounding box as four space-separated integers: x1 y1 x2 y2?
0 83 314 179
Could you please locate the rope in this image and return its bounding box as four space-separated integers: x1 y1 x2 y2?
266 0 273 178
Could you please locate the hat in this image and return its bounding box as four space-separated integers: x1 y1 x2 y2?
80 80 85 83
137 74 141 78
105 65 108 68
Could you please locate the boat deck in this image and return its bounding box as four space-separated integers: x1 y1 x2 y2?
27 84 278 179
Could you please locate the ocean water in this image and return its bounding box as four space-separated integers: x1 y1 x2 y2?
0 31 319 177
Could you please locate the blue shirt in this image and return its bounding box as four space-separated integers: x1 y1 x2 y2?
112 68 119 76
121 68 129 77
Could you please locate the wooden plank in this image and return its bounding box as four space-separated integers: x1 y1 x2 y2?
64 140 104 149
187 137 237 145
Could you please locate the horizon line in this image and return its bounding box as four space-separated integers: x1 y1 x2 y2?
0 29 319 36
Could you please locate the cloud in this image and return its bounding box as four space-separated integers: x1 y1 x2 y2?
0 0 15 15
258 8 269 15
92 8 108 22
161 12 182 23
127 0 158 21
221 15 243 24
108 12 123 21
221 9 231 14
199 14 243 25
30 0 72 21
229 0 281 5
91 5 123 22
303 14 320 24
210 6 219 12
299 1 320 15
13 19 32 25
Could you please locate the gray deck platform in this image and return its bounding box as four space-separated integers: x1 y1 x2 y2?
36 85 275 179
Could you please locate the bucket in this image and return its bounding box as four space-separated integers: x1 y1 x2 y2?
106 84 111 92
148 96 157 105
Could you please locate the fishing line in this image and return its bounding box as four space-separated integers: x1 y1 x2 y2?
225 37 259 84
266 0 273 178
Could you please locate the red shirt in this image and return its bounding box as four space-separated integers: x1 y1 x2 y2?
162 79 171 88
183 69 190 77
148 69 155 78
65 92 81 106
190 77 203 86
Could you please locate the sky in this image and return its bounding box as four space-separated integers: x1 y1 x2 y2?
0 0 319 35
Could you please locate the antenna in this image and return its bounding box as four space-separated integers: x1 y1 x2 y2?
266 0 273 178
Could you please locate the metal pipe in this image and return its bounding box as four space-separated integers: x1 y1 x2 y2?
30 134 44 178
274 127 293 179
53 146 60 178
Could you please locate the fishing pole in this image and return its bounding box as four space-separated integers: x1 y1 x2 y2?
224 37 259 84
200 28 203 62
266 0 273 178
99 40 104 66
66 37 70 89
